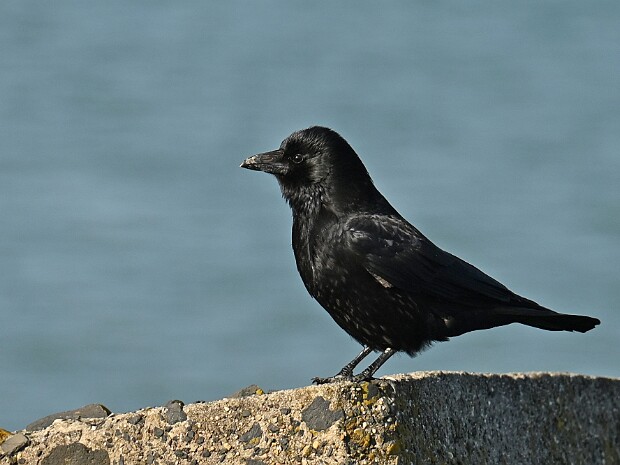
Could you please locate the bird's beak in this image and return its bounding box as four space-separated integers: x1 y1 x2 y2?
240 149 287 175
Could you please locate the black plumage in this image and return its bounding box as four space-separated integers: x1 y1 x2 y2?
240 126 600 383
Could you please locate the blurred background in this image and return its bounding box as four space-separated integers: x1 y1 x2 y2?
1 1 618 431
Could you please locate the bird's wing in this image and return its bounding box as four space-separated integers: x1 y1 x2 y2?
344 214 514 306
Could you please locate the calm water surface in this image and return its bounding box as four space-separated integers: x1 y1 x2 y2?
1 1 618 430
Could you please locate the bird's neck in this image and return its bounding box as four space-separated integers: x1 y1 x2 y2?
283 182 335 292
281 182 327 222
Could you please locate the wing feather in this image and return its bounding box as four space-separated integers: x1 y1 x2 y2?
344 214 514 306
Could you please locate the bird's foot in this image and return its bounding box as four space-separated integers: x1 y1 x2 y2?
311 367 356 384
311 376 333 385
350 373 375 383
312 370 374 384
312 347 393 385
311 374 351 385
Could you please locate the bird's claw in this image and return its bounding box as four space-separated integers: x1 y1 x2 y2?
312 372 374 385
350 373 375 383
311 374 348 385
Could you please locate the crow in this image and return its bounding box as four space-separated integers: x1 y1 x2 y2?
240 126 600 383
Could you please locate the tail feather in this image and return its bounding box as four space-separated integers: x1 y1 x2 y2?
496 307 600 333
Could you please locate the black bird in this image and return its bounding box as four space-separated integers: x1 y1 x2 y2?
240 126 600 383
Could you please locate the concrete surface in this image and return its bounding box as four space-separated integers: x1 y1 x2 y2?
1 371 618 464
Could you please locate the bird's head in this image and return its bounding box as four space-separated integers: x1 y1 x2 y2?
241 127 382 212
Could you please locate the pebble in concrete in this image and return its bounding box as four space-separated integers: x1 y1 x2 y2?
229 384 265 398
163 400 187 424
41 442 109 465
301 396 345 431
0 433 29 456
26 404 111 432
239 422 263 443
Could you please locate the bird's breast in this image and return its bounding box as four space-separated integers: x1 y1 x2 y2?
291 210 345 296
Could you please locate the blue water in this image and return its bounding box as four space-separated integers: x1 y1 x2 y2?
1 1 618 431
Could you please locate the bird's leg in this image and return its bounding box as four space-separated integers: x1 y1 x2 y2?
312 346 373 384
335 346 374 378
351 348 395 382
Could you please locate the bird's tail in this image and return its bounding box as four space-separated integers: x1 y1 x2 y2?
496 307 600 333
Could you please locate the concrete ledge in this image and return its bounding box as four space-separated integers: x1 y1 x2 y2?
1 372 618 464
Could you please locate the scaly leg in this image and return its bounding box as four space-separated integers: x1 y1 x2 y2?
351 348 395 382
312 346 373 384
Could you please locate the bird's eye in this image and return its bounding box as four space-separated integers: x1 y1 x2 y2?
291 154 304 164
